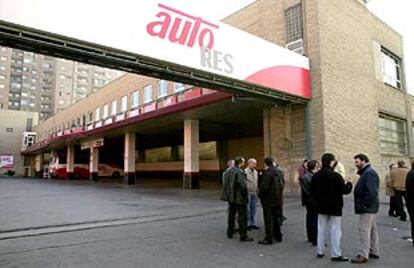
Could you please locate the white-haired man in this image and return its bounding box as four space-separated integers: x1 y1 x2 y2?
245 158 259 230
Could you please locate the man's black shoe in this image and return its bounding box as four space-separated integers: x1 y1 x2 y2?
258 239 273 245
399 217 407 222
274 238 282 243
369 253 380 259
331 256 349 262
247 226 252 231
240 237 254 242
317 254 325 259
250 225 260 230
226 232 233 239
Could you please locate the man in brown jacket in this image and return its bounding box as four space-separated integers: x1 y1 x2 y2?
390 161 409 221
385 163 398 217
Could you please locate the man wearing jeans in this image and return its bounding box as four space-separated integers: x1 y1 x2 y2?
311 153 353 262
351 154 380 264
245 158 259 230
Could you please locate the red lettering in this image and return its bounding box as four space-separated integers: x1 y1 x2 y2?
198 28 214 49
146 4 219 50
168 17 192 45
146 11 171 38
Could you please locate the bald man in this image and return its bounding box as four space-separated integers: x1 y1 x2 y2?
245 158 259 230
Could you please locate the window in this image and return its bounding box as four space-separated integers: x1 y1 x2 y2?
95 107 101 121
0 74 6 80
6 128 13 133
285 3 303 43
145 147 171 162
103 104 109 119
174 82 185 92
379 115 406 154
131 90 140 108
26 118 33 132
111 100 117 115
199 142 217 160
381 48 402 89
158 80 168 98
144 85 153 103
121 96 128 112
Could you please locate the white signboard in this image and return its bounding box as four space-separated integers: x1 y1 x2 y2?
0 155 14 168
0 0 311 98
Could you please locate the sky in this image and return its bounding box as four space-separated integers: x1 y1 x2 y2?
176 0 413 92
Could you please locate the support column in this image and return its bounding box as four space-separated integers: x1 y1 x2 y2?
124 132 136 185
89 147 99 182
183 119 200 189
35 154 43 178
66 145 75 180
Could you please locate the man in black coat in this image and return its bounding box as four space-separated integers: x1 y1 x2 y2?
311 153 352 262
351 154 380 264
406 161 414 246
222 156 253 242
258 156 284 245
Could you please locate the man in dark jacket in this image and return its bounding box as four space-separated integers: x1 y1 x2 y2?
406 161 414 246
222 156 253 242
351 154 380 264
258 156 284 245
311 153 352 262
301 160 319 246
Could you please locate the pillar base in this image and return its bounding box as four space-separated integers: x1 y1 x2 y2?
124 172 136 185
67 172 75 180
90 172 98 182
183 172 200 189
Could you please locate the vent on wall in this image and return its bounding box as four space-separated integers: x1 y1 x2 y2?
286 39 304 55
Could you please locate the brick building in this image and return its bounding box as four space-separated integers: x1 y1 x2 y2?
22 0 413 190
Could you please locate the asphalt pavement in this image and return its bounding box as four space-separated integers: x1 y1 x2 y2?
0 177 412 268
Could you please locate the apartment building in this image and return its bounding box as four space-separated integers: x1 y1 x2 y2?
0 46 123 119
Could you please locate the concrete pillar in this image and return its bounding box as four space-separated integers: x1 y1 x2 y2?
66 145 75 180
183 119 200 189
89 147 99 182
217 140 228 172
124 132 136 185
35 153 44 177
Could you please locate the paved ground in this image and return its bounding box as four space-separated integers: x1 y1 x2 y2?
0 177 412 268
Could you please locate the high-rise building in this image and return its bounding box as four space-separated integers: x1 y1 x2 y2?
0 46 123 119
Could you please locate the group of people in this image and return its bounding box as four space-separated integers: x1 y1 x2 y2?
221 156 284 244
221 152 413 265
384 160 414 242
299 153 381 264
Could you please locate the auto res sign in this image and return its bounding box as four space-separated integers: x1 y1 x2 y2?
0 0 311 98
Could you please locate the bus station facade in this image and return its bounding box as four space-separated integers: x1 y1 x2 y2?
17 0 414 190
